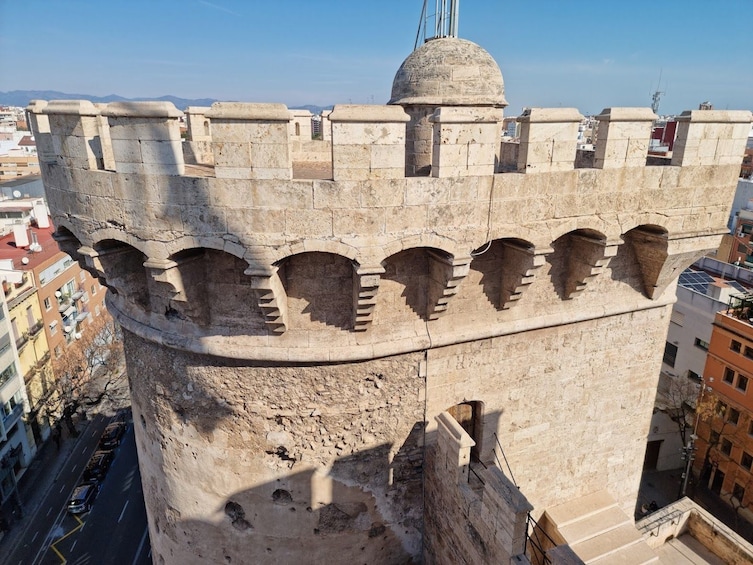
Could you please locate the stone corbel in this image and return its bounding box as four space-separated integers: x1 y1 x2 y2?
564 235 622 299
427 252 471 320
144 257 209 324
76 246 116 292
627 229 722 299
244 266 287 334
499 242 552 309
352 264 384 332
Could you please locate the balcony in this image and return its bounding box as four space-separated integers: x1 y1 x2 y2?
28 320 43 338
2 403 23 432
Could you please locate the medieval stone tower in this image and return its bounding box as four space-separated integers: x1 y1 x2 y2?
27 35 750 564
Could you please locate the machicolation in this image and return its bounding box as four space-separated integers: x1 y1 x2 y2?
28 35 752 565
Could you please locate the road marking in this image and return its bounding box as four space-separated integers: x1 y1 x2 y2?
70 539 77 552
47 506 53 516
131 526 149 565
60 485 66 493
31 530 39 542
118 500 129 523
81 447 87 455
71 464 77 473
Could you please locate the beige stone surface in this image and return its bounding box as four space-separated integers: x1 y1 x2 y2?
27 69 751 565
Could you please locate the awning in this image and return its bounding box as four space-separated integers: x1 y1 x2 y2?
62 305 76 318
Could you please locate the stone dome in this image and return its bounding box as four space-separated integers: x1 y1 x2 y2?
389 37 507 107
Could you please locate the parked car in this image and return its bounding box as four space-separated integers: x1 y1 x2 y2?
82 450 114 483
67 482 100 514
98 421 126 450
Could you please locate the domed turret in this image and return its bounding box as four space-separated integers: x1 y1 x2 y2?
389 37 507 107
389 37 507 176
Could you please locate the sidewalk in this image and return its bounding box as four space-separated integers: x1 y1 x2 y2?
0 417 91 556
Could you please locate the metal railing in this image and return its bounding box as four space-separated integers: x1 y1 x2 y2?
525 514 557 565
493 432 518 487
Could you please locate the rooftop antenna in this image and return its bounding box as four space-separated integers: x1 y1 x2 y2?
414 0 459 50
651 70 664 115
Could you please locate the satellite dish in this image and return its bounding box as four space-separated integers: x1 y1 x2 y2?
21 257 29 265
12 190 21 198
55 291 62 297
74 332 82 340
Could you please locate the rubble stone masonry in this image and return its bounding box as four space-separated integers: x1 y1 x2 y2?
26 62 751 563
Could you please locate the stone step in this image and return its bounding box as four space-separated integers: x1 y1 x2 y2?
587 539 659 565
558 505 632 545
570 523 645 563
544 490 619 528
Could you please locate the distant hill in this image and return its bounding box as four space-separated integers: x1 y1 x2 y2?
0 91 332 114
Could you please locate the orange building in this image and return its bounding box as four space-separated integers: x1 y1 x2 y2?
0 221 107 361
694 303 753 525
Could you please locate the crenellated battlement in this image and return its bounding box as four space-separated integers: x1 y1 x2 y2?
26 32 753 565
26 98 752 363
28 99 753 181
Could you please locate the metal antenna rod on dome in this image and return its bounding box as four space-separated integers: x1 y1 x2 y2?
415 0 459 48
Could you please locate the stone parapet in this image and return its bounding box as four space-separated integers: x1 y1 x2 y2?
516 108 583 173
205 102 292 180
329 104 410 181
671 109 753 167
101 101 185 176
26 99 752 364
594 107 657 169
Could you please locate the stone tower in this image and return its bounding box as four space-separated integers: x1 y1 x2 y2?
27 37 751 564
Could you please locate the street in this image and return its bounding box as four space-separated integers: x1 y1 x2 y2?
5 412 150 565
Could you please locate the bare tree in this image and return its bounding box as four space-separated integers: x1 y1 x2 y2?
658 374 699 448
46 313 126 435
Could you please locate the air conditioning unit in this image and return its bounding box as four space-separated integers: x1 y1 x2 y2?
63 325 73 333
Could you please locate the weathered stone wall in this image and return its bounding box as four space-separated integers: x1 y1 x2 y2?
27 97 751 564
126 331 426 564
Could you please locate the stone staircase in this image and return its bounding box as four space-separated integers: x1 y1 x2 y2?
543 490 659 564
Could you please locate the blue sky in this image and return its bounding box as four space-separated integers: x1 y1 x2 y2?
1 0 751 116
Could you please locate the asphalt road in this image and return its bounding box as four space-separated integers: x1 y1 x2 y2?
7 413 151 565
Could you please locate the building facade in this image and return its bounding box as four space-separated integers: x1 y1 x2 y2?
694 304 753 527
28 37 752 564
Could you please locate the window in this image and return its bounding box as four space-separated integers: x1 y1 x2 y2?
0 363 16 388
721 438 733 456
694 338 710 351
732 339 742 353
742 452 753 471
749 420 753 436
25 305 34 327
663 342 678 368
745 346 753 361
91 284 97 296
742 224 753 235
737 375 749 393
54 345 61 358
43 297 51 310
739 243 749 253
49 321 58 336
733 483 746 503
724 367 735 384
729 407 741 425
688 370 700 382
80 271 86 282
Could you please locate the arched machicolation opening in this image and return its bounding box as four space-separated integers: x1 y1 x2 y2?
277 251 353 331
548 229 608 300
378 247 452 323
93 239 150 308
469 238 536 311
